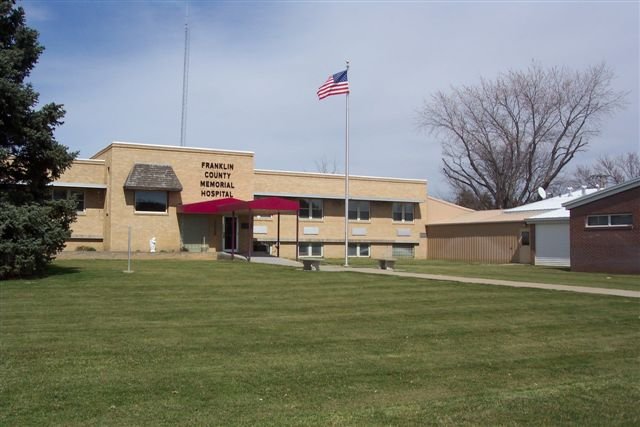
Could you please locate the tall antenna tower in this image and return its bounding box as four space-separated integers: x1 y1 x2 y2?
180 2 190 147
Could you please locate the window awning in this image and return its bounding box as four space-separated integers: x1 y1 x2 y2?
123 164 183 192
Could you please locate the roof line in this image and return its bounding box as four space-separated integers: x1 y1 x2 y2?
255 168 427 184
254 191 425 203
563 177 640 209
91 141 254 159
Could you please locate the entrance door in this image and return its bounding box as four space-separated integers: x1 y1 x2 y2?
519 229 531 264
223 216 238 252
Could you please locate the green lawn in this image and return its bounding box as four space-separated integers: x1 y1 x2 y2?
324 258 640 291
1 260 638 426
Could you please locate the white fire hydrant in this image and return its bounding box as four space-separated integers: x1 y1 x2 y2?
149 237 157 253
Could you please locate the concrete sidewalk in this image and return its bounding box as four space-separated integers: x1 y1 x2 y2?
321 265 640 298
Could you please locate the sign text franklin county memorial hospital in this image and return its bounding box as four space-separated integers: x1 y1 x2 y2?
200 161 235 198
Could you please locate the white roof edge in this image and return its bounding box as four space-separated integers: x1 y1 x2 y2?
254 191 425 203
563 177 640 209
92 141 254 158
74 158 105 164
254 168 427 184
526 218 569 224
50 182 107 189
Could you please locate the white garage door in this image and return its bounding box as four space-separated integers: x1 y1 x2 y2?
535 222 570 267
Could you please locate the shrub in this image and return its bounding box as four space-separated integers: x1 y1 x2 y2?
0 200 76 279
75 246 96 252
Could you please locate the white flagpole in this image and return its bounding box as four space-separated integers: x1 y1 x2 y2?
180 1 190 147
344 60 350 267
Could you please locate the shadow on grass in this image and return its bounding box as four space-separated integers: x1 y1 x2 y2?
45 264 81 277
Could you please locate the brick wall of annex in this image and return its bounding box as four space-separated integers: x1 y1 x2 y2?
569 186 640 274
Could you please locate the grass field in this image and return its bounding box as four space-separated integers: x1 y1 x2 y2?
325 258 640 291
1 260 639 426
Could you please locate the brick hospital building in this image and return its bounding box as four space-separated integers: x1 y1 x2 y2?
54 141 467 259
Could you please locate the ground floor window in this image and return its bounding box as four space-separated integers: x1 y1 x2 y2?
392 243 414 258
299 242 323 257
586 213 633 228
52 188 85 212
348 243 370 257
135 191 167 213
253 242 271 253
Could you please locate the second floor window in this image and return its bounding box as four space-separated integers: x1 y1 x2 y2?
348 200 370 221
392 202 414 223
299 199 323 220
53 188 85 212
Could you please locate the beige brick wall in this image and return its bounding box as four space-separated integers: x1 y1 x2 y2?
426 196 474 223
254 170 427 201
56 143 461 258
68 188 106 238
56 159 107 251
93 142 255 252
56 159 106 185
253 170 428 259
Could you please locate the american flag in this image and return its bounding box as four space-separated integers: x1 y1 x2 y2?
317 69 349 100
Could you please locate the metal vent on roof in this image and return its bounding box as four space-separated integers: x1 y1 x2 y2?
123 164 183 192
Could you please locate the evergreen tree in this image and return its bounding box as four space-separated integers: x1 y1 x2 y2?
0 0 77 278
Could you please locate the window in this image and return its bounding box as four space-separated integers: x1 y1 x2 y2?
135 191 167 213
392 202 414 223
348 200 370 221
586 214 633 228
520 231 530 246
299 199 323 220
348 243 370 257
52 188 85 212
299 242 323 257
392 243 414 258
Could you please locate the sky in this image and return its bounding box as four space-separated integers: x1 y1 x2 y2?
21 0 640 199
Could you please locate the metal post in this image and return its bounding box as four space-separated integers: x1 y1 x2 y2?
125 225 133 273
231 211 235 261
344 60 350 267
295 211 299 261
277 212 281 257
248 209 253 262
180 1 190 147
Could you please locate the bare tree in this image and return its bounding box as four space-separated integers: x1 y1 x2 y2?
419 62 626 209
572 152 640 187
314 155 340 174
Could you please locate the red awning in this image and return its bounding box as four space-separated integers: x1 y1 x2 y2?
178 197 299 215
177 197 244 214
248 197 299 212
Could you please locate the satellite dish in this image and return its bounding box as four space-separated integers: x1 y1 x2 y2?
537 187 547 199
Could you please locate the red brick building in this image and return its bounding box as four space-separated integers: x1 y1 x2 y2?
564 177 640 274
